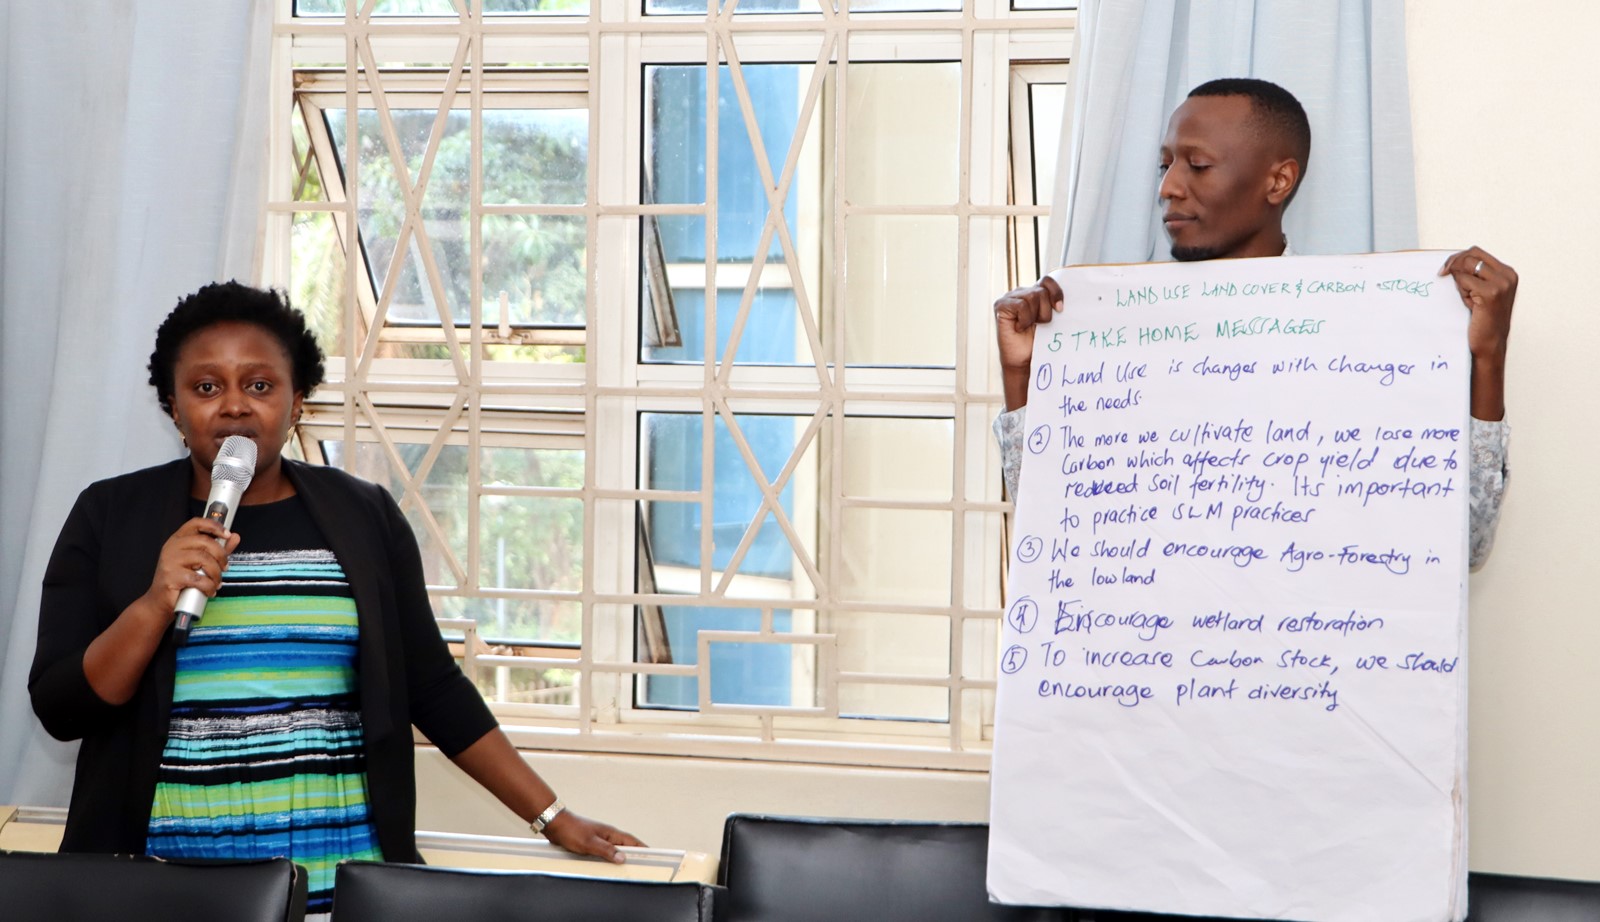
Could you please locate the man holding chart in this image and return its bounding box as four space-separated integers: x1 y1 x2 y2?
993 78 1515 565
986 78 1519 921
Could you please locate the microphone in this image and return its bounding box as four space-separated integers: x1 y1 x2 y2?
173 435 257 644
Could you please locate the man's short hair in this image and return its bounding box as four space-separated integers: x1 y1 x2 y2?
1188 77 1312 178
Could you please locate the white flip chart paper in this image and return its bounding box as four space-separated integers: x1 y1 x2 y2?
988 251 1471 922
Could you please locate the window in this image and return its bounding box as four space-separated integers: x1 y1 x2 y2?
268 0 1073 768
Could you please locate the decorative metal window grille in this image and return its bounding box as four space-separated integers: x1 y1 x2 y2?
267 0 1073 769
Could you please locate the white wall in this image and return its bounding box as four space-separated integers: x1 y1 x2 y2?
415 4 1600 882
1408 0 1600 882
414 747 989 859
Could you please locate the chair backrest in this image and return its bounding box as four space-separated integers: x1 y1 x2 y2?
1467 872 1600 921
717 814 1067 922
1005 872 1600 921
332 861 723 922
0 850 305 922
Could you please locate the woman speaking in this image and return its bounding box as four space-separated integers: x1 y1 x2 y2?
29 282 640 916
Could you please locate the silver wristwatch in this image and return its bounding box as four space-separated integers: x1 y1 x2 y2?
529 799 567 836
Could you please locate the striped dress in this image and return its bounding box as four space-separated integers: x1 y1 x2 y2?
147 496 381 917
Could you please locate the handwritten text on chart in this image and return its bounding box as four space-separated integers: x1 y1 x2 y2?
1011 288 1465 713
988 252 1470 921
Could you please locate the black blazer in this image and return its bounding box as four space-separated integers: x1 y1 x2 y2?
29 457 498 861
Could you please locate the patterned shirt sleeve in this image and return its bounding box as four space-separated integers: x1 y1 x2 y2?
996 408 1509 569
994 406 1026 501
1467 417 1510 570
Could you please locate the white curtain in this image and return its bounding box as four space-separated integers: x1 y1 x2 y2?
1049 0 1417 267
0 1 271 806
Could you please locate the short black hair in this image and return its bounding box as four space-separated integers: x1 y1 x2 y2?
148 281 325 416
1188 77 1312 179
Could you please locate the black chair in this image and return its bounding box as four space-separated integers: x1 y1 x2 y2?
1466 872 1600 921
0 850 305 922
1067 909 1250 921
717 813 1067 922
331 860 723 921
1034 872 1600 921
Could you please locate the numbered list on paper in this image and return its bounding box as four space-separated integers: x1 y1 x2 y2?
988 251 1472 922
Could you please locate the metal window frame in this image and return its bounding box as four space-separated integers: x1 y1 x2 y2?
266 0 1074 770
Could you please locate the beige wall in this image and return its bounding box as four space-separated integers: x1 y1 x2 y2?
414 4 1600 882
1408 0 1600 882
415 747 989 859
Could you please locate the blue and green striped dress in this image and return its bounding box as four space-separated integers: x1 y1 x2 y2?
147 496 381 917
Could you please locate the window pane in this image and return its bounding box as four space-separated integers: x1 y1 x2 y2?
837 507 952 606
637 411 965 720
832 609 953 720
961 617 1000 680
326 107 463 324
481 445 584 595
485 445 583 488
642 63 821 366
644 64 813 239
641 277 809 365
708 637 814 706
844 63 960 206
468 661 577 706
850 0 961 9
480 495 584 592
319 440 586 602
639 607 798 708
289 211 346 358
642 0 969 13
640 412 815 579
439 596 582 645
296 0 462 15
484 0 589 12
482 214 587 325
642 61 966 368
842 683 948 721
1028 81 1067 272
291 109 327 203
483 110 588 205
644 0 959 11
645 0 823 16
320 440 467 588
844 215 958 366
325 105 589 328
841 417 953 500
367 0 459 11
638 411 818 709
